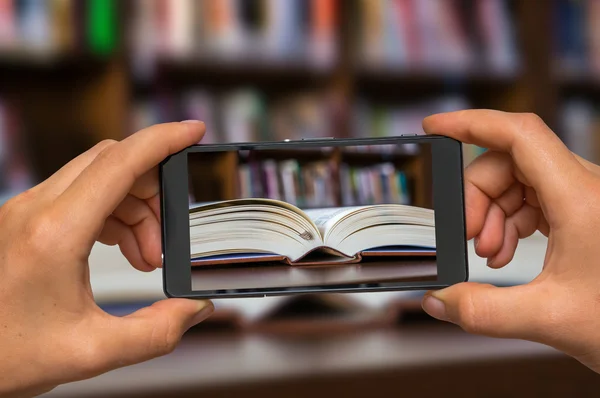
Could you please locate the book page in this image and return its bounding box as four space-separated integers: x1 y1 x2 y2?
191 198 305 216
189 198 325 262
303 206 364 236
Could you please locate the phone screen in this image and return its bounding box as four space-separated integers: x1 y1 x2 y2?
186 141 438 292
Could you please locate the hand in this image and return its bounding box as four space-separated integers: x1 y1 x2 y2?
420 110 600 373
0 122 214 397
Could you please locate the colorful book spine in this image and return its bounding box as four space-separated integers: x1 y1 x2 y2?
0 0 16 48
87 0 117 55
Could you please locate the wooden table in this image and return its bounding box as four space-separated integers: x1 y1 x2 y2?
192 259 437 290
43 323 600 398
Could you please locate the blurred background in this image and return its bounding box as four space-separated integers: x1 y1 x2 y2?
1 0 599 397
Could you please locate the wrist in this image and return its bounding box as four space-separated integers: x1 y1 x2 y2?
0 346 57 398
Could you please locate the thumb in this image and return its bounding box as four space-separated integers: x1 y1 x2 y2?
422 282 544 340
97 299 214 370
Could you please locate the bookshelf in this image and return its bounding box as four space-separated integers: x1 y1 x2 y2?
0 0 596 200
188 146 430 209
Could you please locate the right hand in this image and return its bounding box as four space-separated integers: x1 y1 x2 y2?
420 110 600 373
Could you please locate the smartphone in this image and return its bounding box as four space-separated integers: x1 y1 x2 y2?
160 136 468 299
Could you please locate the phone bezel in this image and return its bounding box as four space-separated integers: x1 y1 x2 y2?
160 136 468 299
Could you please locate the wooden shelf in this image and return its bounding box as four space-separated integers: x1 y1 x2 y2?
340 149 419 165
153 58 336 90
0 50 109 70
556 70 600 95
233 147 422 164
239 148 336 162
355 66 519 86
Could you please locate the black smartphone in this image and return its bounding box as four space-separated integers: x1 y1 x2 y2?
160 136 468 299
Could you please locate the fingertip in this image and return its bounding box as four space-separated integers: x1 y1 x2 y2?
422 292 451 322
475 204 505 257
186 300 215 330
422 113 444 133
180 120 206 142
133 260 156 273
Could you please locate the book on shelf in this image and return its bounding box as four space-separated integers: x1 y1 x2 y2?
475 0 519 74
560 99 600 164
131 0 338 67
189 198 435 267
87 0 117 55
553 0 600 77
588 0 600 74
0 0 118 57
340 163 410 206
462 144 486 166
0 99 34 204
157 88 335 143
553 0 587 75
357 0 518 74
237 159 337 208
183 90 218 144
352 95 470 138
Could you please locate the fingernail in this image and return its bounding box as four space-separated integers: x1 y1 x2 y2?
188 300 214 329
181 120 203 124
422 293 450 322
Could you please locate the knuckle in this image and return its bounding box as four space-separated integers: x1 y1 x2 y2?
95 144 125 167
95 139 118 151
518 113 548 135
151 318 181 356
0 190 33 219
22 212 61 253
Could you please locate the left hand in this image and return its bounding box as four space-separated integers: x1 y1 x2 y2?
0 121 213 398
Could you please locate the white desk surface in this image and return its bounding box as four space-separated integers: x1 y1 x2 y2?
88 232 548 319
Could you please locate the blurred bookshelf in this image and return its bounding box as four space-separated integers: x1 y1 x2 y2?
0 0 597 198
3 3 600 393
188 146 430 209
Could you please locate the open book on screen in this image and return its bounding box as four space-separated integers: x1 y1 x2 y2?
190 199 436 266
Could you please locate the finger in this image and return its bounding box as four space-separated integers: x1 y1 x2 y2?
487 204 541 268
422 282 546 341
37 140 117 196
495 182 524 218
96 299 213 371
55 121 205 235
525 186 541 209
463 151 515 239
147 195 161 220
475 203 505 259
111 194 162 268
573 153 600 177
423 110 585 219
130 168 160 201
98 217 155 272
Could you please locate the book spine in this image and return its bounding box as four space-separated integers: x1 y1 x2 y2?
51 0 74 53
280 160 299 206
0 0 16 49
167 0 194 57
310 0 336 67
87 0 117 55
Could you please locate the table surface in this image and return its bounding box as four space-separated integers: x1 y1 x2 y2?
192 259 437 290
42 234 594 397
87 232 548 322
44 324 563 398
